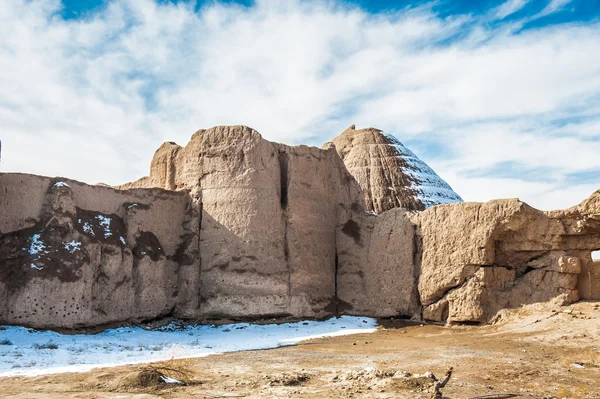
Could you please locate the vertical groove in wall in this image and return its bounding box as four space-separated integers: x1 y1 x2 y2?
279 151 289 210
334 249 339 314
278 149 292 301
412 223 424 319
197 199 203 316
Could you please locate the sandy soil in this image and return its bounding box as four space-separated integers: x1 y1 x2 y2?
1 301 599 399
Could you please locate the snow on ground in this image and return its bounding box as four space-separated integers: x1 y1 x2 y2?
0 316 377 377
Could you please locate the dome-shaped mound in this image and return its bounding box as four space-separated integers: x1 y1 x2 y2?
329 125 463 213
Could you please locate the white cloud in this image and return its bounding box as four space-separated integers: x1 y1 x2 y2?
538 0 574 17
493 0 530 19
1 0 599 210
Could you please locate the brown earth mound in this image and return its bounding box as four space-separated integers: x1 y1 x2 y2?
329 124 463 213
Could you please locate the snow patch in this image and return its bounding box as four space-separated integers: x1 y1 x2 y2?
384 133 463 208
160 375 182 384
96 215 112 238
63 241 81 253
27 234 50 269
53 182 70 188
119 236 127 245
82 222 94 236
0 316 377 377
28 234 46 255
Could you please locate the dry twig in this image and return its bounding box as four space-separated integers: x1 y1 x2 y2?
431 367 454 399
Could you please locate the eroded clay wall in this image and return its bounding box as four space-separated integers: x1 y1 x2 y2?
412 197 600 324
280 143 364 317
3 126 600 331
119 126 366 321
336 208 420 318
0 173 199 329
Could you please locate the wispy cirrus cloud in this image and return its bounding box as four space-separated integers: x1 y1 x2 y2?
493 0 530 19
1 0 599 210
538 0 574 17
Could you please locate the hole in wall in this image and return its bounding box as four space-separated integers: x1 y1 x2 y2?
592 250 600 261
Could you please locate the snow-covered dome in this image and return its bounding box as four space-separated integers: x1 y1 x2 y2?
329 125 463 213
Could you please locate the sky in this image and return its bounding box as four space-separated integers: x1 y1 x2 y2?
1 0 599 210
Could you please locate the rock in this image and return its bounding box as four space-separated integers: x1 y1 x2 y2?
329 125 462 213
556 256 582 274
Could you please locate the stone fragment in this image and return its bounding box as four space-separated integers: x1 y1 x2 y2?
556 256 582 274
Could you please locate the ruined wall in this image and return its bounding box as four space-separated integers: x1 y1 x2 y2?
336 208 420 318
0 173 199 329
412 195 600 324
2 125 600 331
579 259 600 299
278 142 363 316
119 126 364 320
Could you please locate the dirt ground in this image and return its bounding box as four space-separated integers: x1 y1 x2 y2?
1 301 599 399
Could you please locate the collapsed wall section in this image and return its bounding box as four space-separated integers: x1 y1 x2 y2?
413 195 600 324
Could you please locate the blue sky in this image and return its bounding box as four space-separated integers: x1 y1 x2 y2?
2 0 600 209
59 0 600 25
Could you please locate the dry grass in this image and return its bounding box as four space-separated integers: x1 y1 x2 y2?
142 356 195 383
587 349 600 368
555 384 592 398
118 357 197 391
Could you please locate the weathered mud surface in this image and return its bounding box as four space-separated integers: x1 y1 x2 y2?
0 301 598 399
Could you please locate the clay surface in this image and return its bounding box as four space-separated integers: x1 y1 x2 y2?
2 125 600 329
0 173 197 329
413 195 600 324
121 126 365 320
